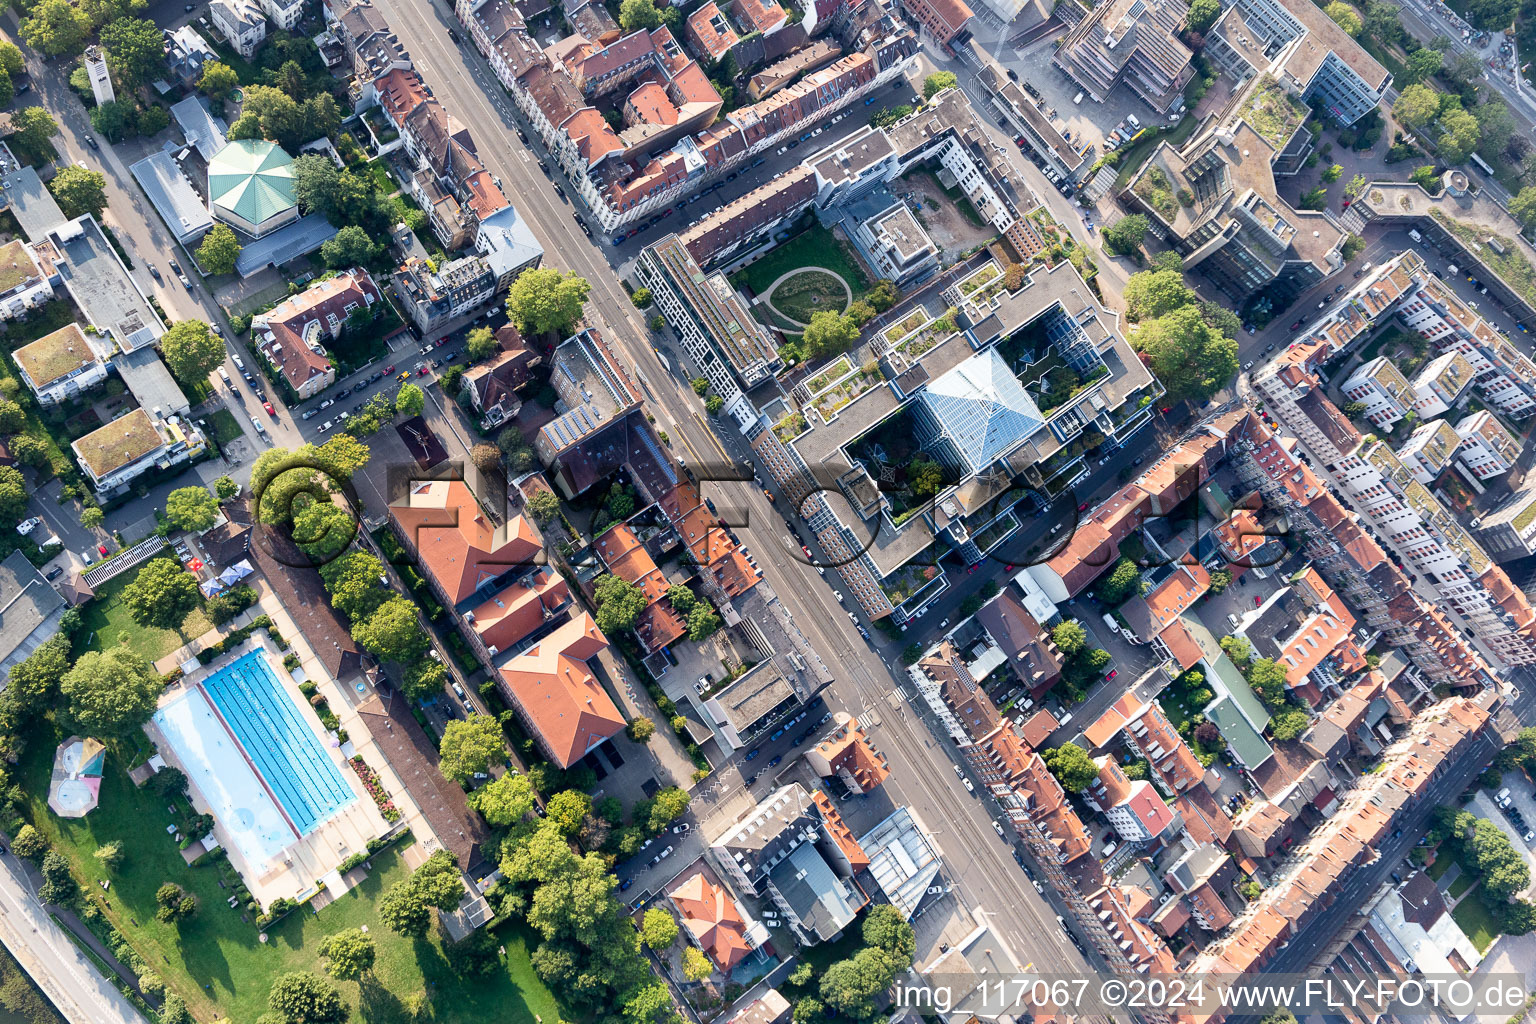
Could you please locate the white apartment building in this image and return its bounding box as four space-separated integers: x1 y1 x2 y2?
13 324 108 406
0 240 54 321
1454 410 1519 481
1339 357 1416 430
1395 419 1461 485
260 0 305 30
211 0 267 56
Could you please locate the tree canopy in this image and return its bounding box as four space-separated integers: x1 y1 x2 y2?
165 486 220 532
352 596 429 664
1134 303 1238 403
49 165 107 219
123 558 200 629
60 646 162 737
439 714 504 783
10 107 58 153
923 71 958 99
593 574 647 633
1323 1 1362 34
21 0 88 57
1051 620 1087 657
470 772 534 826
1042 742 1097 791
1102 214 1149 255
266 971 348 1024
99 17 164 87
1186 0 1219 31
1123 268 1196 322
506 268 591 336
317 928 376 980
196 224 242 276
161 320 225 384
198 60 239 99
639 908 678 950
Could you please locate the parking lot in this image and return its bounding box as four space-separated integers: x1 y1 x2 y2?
991 37 1171 163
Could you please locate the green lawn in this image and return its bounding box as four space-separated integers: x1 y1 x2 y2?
20 732 564 1024
1449 890 1500 953
768 270 850 322
206 409 244 446
730 223 872 300
1427 850 1456 881
1447 870 1475 899
364 158 397 196
77 569 214 663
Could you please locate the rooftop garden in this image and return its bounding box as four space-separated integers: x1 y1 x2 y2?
1132 165 1179 220
804 355 855 395
729 220 872 302
809 360 884 423
1241 75 1308 149
1021 349 1109 414
773 410 809 443
958 263 999 297
848 408 951 523
880 559 943 607
893 308 957 363
883 307 932 346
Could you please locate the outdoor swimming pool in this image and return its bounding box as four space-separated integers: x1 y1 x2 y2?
201 650 353 834
152 649 354 870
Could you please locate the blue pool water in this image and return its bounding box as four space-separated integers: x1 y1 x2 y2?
200 650 353 835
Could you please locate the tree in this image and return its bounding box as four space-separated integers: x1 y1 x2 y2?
1510 186 1536 228
393 382 425 419
527 489 560 525
1403 46 1443 84
681 946 713 981
166 486 219 532
1186 0 1219 31
639 908 679 950
593 574 647 633
99 17 164 88
1041 742 1097 791
863 904 916 962
628 717 656 742
160 319 225 385
293 154 342 217
80 507 105 530
506 268 591 336
705 395 724 415
1436 107 1482 165
352 596 429 663
908 456 943 497
8 434 48 469
1361 0 1402 42
866 279 900 311
48 166 107 219
1122 269 1195 321
667 583 697 615
1321 163 1343 183
546 790 591 836
320 225 376 269
1461 0 1518 29
196 224 242 276
38 852 77 906
1344 174 1368 199
1103 213 1150 256
1410 164 1441 191
846 300 876 326
1247 656 1288 708
1474 101 1516 152
154 882 197 923
158 992 192 1024
923 71 958 99
9 107 58 154
1443 48 1487 84
1097 558 1142 604
318 928 376 980
319 550 388 620
687 602 721 641
1133 304 1238 403
266 971 348 1024
0 466 24 527
648 787 690 832
0 42 24 78
216 476 240 500
123 558 200 629
11 825 44 861
379 878 433 936
1207 568 1232 595
1324 1 1362 34
619 0 665 30
471 772 534 826
630 286 653 308
439 713 504 783
7 636 68 720
466 326 498 362
802 311 859 359
292 501 355 561
199 60 239 99
1393 84 1441 130
820 947 903 1019
1269 708 1310 741
1051 620 1087 657
20 0 88 57
0 401 21 437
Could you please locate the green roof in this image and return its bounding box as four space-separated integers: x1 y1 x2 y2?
1206 696 1274 769
208 139 296 225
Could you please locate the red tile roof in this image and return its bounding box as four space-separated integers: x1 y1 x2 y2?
377 67 429 124
812 716 890 792
463 170 510 219
686 2 739 62
668 872 752 970
390 480 540 605
253 269 379 393
497 612 625 767
1158 618 1205 671
469 567 569 655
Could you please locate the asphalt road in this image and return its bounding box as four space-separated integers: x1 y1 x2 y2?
365 0 1095 971
0 853 143 1024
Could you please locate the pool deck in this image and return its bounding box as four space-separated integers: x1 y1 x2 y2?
146 629 392 909
148 587 460 902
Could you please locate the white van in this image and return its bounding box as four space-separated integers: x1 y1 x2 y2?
218 367 231 386
1408 228 1423 243
1447 263 1460 276
1073 91 1085 104
1102 613 1121 637
1227 612 1241 631
232 353 245 370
